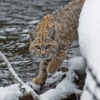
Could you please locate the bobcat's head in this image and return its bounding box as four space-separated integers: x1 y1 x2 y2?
29 15 58 59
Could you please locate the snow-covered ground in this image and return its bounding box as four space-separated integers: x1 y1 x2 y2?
0 84 22 100
40 56 85 100
0 56 86 100
78 0 100 99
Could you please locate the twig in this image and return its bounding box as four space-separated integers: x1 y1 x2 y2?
87 66 100 89
86 86 98 100
0 52 40 100
0 52 24 85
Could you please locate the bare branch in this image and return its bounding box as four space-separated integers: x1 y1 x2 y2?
87 66 100 89
86 86 98 100
0 52 24 85
0 52 40 100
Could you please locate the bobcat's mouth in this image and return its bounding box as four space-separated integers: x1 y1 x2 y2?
39 55 51 59
39 53 55 60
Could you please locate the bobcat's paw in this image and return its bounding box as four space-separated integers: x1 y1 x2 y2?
32 77 45 86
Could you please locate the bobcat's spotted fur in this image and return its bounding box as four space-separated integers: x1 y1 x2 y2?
29 0 85 85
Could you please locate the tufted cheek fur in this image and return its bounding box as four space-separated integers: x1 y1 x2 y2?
29 42 38 56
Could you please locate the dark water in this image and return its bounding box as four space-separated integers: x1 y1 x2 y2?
0 0 70 86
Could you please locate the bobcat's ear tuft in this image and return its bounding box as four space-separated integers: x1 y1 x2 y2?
29 30 36 42
48 26 55 40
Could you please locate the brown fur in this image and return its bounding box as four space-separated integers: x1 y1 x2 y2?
29 0 85 85
32 60 48 85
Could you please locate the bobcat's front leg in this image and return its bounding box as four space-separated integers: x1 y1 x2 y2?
46 49 66 73
33 60 48 85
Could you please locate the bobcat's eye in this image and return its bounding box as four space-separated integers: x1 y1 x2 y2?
36 46 41 50
45 45 51 49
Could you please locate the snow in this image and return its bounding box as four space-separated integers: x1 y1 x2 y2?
5 28 16 32
28 20 39 25
27 82 40 91
0 56 85 100
0 83 40 100
67 56 86 81
78 0 100 99
46 71 65 85
40 78 78 100
21 84 40 99
0 36 7 39
40 56 85 100
69 57 86 76
0 84 22 100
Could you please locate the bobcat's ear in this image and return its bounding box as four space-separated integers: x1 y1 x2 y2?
48 27 55 40
29 30 36 42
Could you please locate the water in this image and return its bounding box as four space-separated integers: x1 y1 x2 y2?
0 0 71 86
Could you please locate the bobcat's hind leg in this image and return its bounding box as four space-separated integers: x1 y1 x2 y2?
33 60 48 86
46 49 66 73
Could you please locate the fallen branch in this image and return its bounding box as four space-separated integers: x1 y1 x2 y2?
0 52 24 86
0 52 40 100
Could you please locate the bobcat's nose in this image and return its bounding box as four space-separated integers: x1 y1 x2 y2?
41 50 46 57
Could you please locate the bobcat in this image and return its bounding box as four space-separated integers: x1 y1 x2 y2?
29 0 85 85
